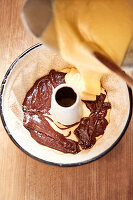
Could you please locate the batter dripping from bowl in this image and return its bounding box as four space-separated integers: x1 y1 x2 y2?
22 0 132 154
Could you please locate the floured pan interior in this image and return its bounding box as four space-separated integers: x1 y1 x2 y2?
1 44 130 165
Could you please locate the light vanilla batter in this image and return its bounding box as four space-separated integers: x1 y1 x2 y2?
41 0 133 99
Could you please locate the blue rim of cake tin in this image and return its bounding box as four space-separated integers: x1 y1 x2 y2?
0 43 132 167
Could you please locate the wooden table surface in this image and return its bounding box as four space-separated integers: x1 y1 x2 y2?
0 0 133 199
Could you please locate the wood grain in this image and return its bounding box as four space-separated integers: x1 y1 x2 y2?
0 1 133 199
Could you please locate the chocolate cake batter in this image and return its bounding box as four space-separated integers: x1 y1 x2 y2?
23 70 111 154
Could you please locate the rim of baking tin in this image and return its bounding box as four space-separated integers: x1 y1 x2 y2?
0 43 132 167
